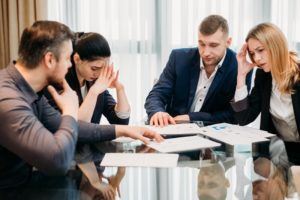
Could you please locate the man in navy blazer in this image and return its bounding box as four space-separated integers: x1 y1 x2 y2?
145 15 238 126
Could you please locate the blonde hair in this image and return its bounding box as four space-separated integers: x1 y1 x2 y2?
246 23 300 94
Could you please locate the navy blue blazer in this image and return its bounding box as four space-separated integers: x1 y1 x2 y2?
45 66 129 125
145 47 238 124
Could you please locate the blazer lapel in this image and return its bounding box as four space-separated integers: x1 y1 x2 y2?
291 82 300 137
201 66 224 109
187 56 200 109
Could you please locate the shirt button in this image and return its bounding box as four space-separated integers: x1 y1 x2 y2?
204 86 206 89
199 99 202 101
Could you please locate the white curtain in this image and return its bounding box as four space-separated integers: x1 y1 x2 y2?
48 0 158 124
47 0 300 124
271 0 300 52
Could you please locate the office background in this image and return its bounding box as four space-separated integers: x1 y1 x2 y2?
1 0 300 124
0 1 299 199
48 0 300 124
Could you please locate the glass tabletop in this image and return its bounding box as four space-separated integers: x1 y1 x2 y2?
1 136 299 200
74 136 300 200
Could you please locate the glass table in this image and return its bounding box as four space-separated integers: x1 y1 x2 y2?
74 136 300 200
1 136 299 200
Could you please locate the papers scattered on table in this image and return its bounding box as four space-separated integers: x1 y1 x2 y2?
147 135 221 153
291 166 300 195
197 123 273 145
229 124 275 138
144 123 202 136
100 153 179 168
112 123 274 148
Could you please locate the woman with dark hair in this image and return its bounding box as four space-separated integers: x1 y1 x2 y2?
71 32 130 124
45 32 131 199
53 32 130 125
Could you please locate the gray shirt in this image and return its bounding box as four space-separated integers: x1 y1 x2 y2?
0 63 116 189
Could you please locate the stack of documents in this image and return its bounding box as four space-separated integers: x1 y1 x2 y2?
147 135 220 153
197 123 275 145
101 153 179 167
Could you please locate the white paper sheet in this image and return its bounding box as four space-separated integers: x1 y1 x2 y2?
100 153 179 167
197 123 270 145
144 123 202 136
147 135 221 153
229 124 275 138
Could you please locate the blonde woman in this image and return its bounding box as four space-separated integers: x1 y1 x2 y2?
231 23 300 164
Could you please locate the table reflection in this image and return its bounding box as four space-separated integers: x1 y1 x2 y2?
1 136 299 200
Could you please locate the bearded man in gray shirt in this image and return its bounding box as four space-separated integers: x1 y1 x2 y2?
0 21 163 192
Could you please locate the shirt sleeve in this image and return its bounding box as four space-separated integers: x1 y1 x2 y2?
0 94 78 175
234 85 248 102
115 107 131 119
101 90 130 124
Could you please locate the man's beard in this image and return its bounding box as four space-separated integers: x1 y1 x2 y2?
47 75 64 93
203 57 222 67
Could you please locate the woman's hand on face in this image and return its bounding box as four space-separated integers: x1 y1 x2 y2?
237 43 256 78
90 64 117 95
109 63 124 91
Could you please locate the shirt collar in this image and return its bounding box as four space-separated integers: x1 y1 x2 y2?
7 62 39 104
200 50 227 70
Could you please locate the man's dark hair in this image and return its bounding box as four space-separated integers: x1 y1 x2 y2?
73 32 111 61
199 15 229 36
18 20 74 69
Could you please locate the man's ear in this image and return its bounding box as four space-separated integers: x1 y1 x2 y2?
43 52 55 69
226 37 232 47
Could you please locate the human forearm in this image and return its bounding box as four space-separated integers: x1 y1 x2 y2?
237 74 247 90
77 121 116 143
114 84 130 114
78 89 99 122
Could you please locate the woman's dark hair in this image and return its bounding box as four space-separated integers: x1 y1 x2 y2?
73 32 111 61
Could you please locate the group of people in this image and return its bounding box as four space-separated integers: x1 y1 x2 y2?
0 13 299 198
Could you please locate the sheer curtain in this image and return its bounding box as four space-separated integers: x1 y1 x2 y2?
0 0 47 68
271 0 300 52
48 0 158 124
47 1 300 199
47 0 300 124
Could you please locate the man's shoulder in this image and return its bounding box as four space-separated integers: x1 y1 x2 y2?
224 48 237 62
0 70 26 103
221 48 238 71
0 69 17 93
169 47 199 64
171 47 198 55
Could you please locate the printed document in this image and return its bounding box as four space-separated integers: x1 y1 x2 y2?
147 135 220 153
197 123 271 145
